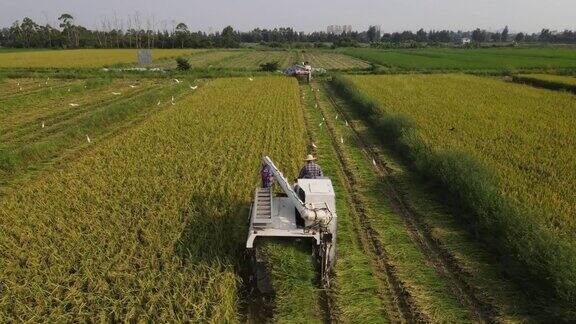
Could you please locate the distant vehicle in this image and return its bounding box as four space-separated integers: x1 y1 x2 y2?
285 62 313 82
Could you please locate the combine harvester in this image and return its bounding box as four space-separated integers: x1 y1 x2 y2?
284 62 313 82
247 156 337 292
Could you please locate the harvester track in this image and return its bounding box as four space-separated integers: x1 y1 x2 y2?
299 85 338 324
303 83 421 323
318 80 499 323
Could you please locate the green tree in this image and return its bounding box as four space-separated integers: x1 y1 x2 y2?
58 13 76 47
221 25 239 48
416 28 428 42
501 26 509 42
367 26 379 42
175 22 189 48
471 28 487 43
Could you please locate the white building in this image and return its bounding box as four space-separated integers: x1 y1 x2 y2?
461 37 471 45
327 25 352 35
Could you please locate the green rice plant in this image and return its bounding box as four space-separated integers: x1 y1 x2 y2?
340 47 576 71
332 74 576 315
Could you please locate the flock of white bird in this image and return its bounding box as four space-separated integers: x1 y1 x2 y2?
28 78 201 145
309 94 352 150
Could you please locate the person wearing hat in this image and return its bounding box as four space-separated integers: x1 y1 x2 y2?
298 154 323 179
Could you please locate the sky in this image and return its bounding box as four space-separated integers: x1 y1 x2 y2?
1 0 574 33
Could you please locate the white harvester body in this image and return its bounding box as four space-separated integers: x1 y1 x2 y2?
247 156 337 287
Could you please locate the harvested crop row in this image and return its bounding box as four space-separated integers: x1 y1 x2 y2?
312 82 473 323
0 78 77 97
0 79 186 192
0 76 307 321
337 74 576 314
214 51 297 70
299 84 392 322
1 79 154 138
151 50 245 69
513 73 576 93
300 52 369 70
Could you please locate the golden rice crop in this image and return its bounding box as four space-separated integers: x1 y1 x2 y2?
347 74 576 234
340 74 576 304
0 49 204 68
0 76 306 321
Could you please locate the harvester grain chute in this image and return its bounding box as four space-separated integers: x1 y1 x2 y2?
246 156 337 292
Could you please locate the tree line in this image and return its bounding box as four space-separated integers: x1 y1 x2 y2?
1 14 575 49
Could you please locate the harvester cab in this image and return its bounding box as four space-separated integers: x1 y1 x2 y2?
246 156 337 292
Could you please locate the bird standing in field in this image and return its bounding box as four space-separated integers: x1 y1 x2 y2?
130 84 137 88
69 103 79 107
249 77 254 81
174 79 181 84
312 142 318 149
449 126 456 131
41 122 45 128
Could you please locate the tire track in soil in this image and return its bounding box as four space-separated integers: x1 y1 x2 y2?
303 82 421 324
298 84 338 324
318 80 499 324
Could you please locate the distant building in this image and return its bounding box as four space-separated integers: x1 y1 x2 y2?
327 25 352 35
461 37 471 45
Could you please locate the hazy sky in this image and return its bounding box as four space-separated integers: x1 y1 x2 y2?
1 0 574 33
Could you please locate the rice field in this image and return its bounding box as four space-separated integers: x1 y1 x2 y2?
516 73 576 85
0 77 187 191
211 50 297 69
340 74 576 306
154 49 369 70
2 43 576 322
0 76 309 321
0 49 203 68
513 73 576 92
299 51 369 70
340 47 576 70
